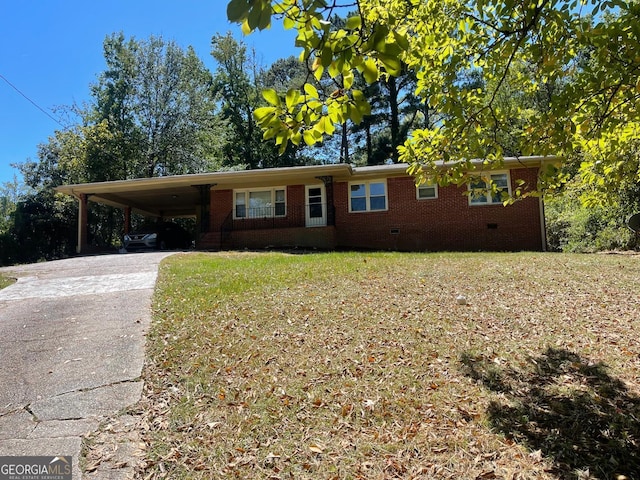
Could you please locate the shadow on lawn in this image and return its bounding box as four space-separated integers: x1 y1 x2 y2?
460 347 640 479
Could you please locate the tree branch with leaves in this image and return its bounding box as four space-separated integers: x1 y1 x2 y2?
227 0 640 200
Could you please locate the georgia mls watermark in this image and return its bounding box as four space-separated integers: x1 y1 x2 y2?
0 456 72 480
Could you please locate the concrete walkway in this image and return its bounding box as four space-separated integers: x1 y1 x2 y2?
0 252 175 479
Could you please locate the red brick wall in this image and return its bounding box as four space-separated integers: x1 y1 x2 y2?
210 186 307 231
232 227 337 250
334 167 543 251
206 168 544 252
288 185 305 209
210 189 233 230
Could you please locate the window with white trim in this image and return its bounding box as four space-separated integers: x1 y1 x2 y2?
416 182 438 200
468 172 510 205
349 180 388 212
234 187 286 218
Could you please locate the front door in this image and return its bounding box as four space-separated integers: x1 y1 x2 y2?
305 185 326 227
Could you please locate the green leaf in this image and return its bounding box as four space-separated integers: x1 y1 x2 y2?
283 15 296 30
285 89 301 109
258 4 272 30
275 131 287 145
328 61 340 78
371 25 390 53
307 99 323 110
361 58 379 83
352 89 365 103
378 54 402 76
241 19 252 35
328 106 341 124
254 106 277 122
318 116 336 135
262 89 281 106
343 71 354 90
345 15 361 30
321 45 333 68
392 31 410 51
313 64 324 81
263 127 278 140
350 104 363 124
351 90 371 117
247 3 262 30
227 0 248 23
278 138 288 155
303 129 317 146
304 83 319 98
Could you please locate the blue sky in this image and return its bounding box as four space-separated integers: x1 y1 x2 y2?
0 1 298 187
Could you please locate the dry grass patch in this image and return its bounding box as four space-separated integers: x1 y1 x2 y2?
137 251 640 479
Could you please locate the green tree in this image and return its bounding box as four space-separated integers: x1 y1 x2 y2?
351 68 428 165
228 0 640 197
3 33 235 264
8 138 80 264
0 176 22 266
260 55 311 93
16 129 130 257
88 33 140 180
90 33 220 179
0 176 21 234
545 182 638 252
8 189 77 263
211 33 307 168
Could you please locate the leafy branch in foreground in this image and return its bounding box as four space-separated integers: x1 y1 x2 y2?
227 0 640 198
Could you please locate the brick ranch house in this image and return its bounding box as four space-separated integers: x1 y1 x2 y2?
55 156 557 253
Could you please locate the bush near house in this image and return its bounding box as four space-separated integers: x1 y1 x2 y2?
545 195 637 252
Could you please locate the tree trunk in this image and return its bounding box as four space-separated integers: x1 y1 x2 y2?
341 122 350 163
366 122 373 165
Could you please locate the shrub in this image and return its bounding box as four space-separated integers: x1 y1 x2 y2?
545 195 636 253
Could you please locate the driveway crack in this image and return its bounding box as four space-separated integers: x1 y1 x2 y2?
52 377 142 398
24 403 40 422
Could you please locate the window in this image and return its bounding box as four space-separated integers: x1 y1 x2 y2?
349 180 387 212
468 172 510 205
417 183 438 200
234 188 286 218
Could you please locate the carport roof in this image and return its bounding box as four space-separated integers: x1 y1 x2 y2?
55 164 356 217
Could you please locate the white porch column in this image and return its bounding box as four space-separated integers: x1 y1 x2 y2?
77 193 89 254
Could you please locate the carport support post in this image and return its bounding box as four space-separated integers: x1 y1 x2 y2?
77 193 89 254
194 184 212 233
124 206 132 235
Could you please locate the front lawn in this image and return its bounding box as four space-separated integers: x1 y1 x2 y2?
138 251 640 479
0 273 15 290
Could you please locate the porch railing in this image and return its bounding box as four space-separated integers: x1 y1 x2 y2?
222 203 333 233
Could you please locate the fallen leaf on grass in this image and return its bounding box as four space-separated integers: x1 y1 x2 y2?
476 470 497 479
309 443 325 454
228 455 254 468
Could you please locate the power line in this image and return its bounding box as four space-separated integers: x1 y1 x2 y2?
0 73 65 127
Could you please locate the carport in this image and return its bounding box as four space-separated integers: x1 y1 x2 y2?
56 174 213 253
55 165 353 253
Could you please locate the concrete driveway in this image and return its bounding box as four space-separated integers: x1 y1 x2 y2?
0 252 175 479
